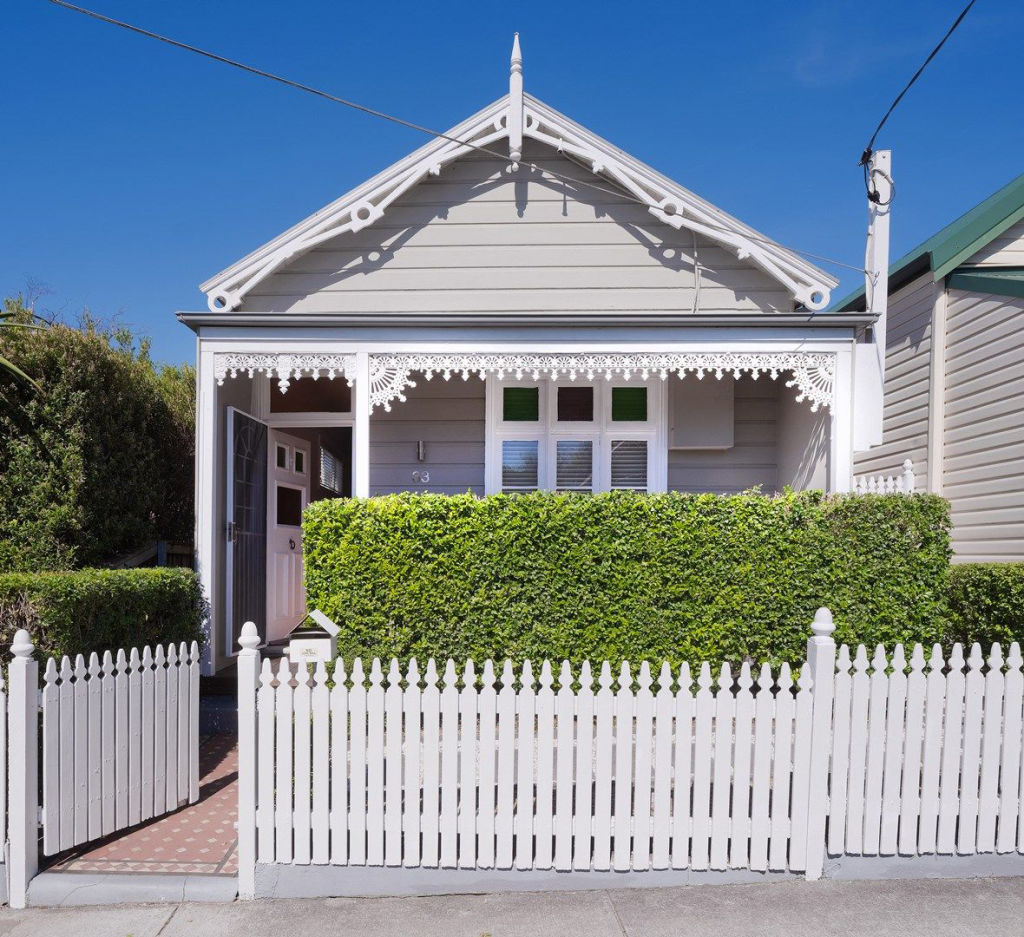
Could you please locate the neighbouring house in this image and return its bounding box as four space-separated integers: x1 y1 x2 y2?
179 38 888 673
842 173 1024 562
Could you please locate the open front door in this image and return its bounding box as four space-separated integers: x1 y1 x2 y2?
226 408 268 651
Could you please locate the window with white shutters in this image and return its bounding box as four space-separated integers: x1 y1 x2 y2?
490 379 663 494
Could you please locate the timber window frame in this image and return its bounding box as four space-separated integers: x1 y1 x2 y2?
485 377 667 495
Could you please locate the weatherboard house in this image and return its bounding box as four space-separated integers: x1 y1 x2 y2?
179 39 889 673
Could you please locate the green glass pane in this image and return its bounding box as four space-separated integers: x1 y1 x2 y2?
612 387 647 421
503 387 539 421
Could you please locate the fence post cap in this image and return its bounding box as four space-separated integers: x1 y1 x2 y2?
10 628 33 658
811 607 835 638
238 622 261 652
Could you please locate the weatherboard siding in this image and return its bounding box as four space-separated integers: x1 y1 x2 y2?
853 273 934 484
942 289 1024 562
964 219 1024 267
667 375 781 494
241 140 794 317
369 378 487 496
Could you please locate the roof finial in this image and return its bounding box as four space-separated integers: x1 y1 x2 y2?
508 33 523 168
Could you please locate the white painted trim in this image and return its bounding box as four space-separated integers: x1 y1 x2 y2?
195 346 218 675
265 413 354 429
830 348 855 492
926 281 948 495
353 352 371 498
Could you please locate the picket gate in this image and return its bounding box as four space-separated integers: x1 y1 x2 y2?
4 630 201 907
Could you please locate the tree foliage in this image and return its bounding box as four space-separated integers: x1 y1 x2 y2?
0 297 195 572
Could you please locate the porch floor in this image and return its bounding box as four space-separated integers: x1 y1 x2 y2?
47 734 239 876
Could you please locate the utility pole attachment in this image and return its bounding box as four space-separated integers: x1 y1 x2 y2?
854 149 893 450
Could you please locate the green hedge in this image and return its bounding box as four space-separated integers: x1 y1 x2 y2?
0 568 205 661
304 491 951 668
946 563 1024 649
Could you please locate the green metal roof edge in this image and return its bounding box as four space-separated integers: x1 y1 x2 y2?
948 267 1024 301
832 172 1024 311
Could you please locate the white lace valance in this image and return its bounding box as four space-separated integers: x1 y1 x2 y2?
369 351 835 412
214 353 356 392
214 350 836 413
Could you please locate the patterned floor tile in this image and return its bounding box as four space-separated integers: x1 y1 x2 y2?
48 733 239 877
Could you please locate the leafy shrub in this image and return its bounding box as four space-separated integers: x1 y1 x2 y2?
0 568 204 661
303 490 951 668
0 297 195 572
946 563 1024 649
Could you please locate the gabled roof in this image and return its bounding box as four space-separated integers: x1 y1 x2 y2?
835 172 1024 311
200 44 837 314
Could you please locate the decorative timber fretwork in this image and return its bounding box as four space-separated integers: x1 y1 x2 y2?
214 353 356 393
368 351 836 413
200 42 836 314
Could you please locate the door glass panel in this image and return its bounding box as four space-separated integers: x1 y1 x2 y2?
502 440 538 491
503 386 539 421
276 486 303 526
231 410 268 644
610 440 648 490
557 386 593 422
556 440 593 491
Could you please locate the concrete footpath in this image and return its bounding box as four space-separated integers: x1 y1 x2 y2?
2 876 1024 937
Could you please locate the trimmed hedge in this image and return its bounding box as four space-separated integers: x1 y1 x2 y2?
0 568 205 661
304 491 952 668
947 563 1024 649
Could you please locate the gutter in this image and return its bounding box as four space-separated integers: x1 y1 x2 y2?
176 311 878 332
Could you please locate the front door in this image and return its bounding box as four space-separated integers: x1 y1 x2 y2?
267 431 310 642
226 408 268 650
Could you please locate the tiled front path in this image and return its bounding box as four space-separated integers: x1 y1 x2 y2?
49 734 238 876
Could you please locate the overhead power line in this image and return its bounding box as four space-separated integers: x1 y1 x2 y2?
860 0 978 200
45 0 866 277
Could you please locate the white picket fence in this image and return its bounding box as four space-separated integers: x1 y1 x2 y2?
853 458 915 494
236 612 1024 897
40 642 202 856
235 612 838 895
4 630 202 908
828 641 1024 857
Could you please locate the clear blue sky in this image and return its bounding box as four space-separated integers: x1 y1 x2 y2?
4 0 1022 365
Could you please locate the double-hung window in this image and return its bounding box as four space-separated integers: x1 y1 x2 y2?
488 378 664 494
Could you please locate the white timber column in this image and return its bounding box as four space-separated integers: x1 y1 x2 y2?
195 342 218 674
832 347 854 492
353 351 371 497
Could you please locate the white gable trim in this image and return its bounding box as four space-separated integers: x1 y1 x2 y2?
200 97 837 314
